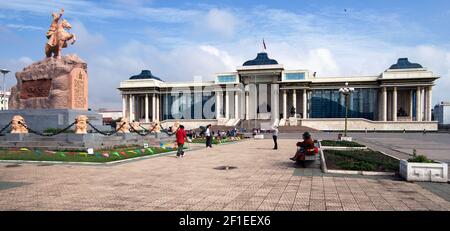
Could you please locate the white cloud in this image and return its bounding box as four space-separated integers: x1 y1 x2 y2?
70 20 105 51
6 23 45 31
204 9 236 37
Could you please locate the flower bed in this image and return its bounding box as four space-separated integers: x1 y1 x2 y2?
323 149 399 172
320 140 365 147
0 145 180 163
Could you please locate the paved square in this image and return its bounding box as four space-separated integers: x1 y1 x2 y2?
1 139 449 211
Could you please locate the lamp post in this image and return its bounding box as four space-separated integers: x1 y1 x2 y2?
339 82 354 137
0 69 10 110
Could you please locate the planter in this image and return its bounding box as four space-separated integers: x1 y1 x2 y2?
399 159 448 182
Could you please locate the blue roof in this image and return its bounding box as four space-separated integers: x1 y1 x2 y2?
389 58 423 69
243 52 278 66
129 70 163 81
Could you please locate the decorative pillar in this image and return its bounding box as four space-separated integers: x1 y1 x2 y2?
382 87 387 121
427 86 432 121
152 93 156 122
145 94 149 123
409 90 413 121
156 94 160 121
292 89 297 117
225 91 229 119
129 95 134 122
393 87 397 121
302 89 307 119
283 90 287 120
421 87 425 121
245 91 249 120
216 91 221 119
416 86 421 121
234 91 239 119
122 94 127 119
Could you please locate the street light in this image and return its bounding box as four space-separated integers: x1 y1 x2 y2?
0 69 10 110
339 82 354 137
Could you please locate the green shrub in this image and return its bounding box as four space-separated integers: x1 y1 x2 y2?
408 149 433 163
321 140 365 147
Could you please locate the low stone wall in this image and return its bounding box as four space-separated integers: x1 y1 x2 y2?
301 118 438 131
0 133 172 150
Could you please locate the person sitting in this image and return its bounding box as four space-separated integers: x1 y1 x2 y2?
290 132 315 161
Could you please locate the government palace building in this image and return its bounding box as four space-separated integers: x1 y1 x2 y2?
118 51 439 131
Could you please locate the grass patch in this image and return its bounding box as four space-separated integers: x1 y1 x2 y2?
0 145 183 163
324 149 399 172
320 140 365 147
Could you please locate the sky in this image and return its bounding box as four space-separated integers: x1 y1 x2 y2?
0 0 449 110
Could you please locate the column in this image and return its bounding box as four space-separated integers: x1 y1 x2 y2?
156 94 160 121
145 94 149 123
416 87 421 121
225 91 229 119
122 94 127 119
152 93 156 122
216 91 221 119
393 87 397 121
382 87 387 121
234 91 239 119
292 89 297 117
302 89 307 119
421 87 425 121
245 91 249 120
427 86 432 121
283 90 287 119
409 90 413 121
129 95 134 122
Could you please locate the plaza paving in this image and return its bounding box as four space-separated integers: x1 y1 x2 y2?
1 138 450 211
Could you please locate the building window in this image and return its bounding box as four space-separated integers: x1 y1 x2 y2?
217 75 236 83
310 88 378 120
285 72 305 81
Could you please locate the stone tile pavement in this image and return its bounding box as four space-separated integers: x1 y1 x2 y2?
0 139 449 211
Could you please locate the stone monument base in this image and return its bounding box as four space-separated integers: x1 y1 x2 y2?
0 109 108 133
0 133 168 150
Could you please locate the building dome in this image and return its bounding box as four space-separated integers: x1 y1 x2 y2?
243 52 278 66
389 58 423 69
129 70 163 81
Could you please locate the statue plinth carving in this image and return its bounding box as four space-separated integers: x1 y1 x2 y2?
152 121 161 133
171 121 180 132
11 115 28 134
130 121 141 131
74 115 88 134
116 118 130 133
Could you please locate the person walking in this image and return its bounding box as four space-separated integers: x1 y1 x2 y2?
205 124 213 148
176 125 189 158
272 125 279 150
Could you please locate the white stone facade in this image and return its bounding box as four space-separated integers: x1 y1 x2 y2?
118 54 439 131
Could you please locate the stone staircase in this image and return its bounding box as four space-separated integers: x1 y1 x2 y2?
278 125 317 133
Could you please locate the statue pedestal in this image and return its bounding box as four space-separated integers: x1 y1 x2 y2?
5 133 29 142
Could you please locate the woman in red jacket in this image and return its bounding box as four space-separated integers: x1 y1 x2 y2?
290 132 315 161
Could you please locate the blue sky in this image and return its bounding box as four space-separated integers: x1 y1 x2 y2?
1 0 449 109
